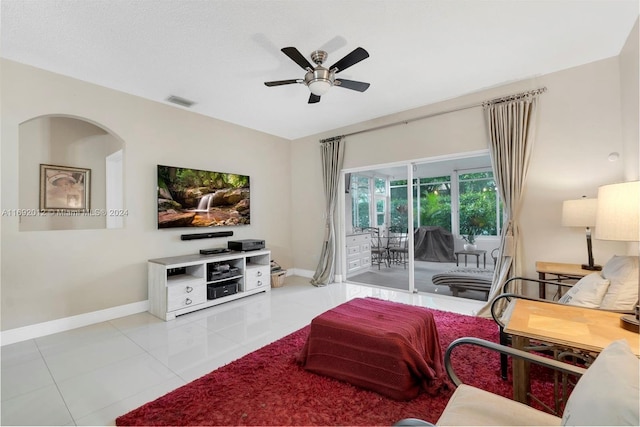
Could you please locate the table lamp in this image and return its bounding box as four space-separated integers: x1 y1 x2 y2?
595 180 640 333
562 197 600 270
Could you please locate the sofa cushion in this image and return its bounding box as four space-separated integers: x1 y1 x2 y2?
557 273 610 308
599 256 639 310
561 339 639 426
437 384 561 426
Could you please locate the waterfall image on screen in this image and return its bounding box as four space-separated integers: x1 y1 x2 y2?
157 165 250 228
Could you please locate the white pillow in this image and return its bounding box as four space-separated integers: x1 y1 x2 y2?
600 256 639 310
558 273 610 308
562 339 640 426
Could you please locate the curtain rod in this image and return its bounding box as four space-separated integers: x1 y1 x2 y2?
319 135 343 144
333 87 547 140
483 87 547 106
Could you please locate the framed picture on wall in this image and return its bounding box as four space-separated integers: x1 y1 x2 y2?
39 164 91 212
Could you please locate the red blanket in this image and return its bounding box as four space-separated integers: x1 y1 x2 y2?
297 297 445 400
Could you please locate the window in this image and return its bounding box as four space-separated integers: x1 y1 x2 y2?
375 198 385 226
416 176 451 230
374 177 385 194
351 175 389 229
351 175 371 228
389 180 408 229
458 170 502 238
389 169 501 238
390 176 451 231
374 177 386 226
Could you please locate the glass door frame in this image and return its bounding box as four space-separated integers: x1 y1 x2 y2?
339 162 415 292
338 150 491 293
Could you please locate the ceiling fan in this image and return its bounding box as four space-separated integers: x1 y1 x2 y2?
264 46 370 104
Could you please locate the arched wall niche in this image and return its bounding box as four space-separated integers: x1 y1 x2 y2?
18 114 125 231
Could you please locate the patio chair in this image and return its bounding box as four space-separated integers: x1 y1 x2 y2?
387 226 409 268
430 248 499 299
395 337 639 426
360 227 387 269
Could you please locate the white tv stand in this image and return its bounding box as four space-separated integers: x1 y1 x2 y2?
148 249 271 321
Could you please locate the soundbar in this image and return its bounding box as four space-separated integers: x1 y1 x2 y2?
181 231 233 241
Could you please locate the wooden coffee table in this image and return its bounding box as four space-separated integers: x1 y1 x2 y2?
504 299 640 405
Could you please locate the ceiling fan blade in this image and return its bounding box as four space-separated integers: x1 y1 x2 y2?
329 47 369 73
336 79 370 92
264 79 300 87
308 94 321 104
281 47 313 70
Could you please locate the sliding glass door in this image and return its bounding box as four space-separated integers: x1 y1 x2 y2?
345 167 410 292
343 153 498 300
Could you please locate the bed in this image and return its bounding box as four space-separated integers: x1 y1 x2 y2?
296 297 445 400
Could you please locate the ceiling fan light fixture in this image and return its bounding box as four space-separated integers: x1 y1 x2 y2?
308 79 332 96
305 68 334 96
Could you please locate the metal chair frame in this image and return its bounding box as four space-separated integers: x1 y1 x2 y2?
490 277 635 412
387 226 409 268
359 226 387 269
395 337 586 425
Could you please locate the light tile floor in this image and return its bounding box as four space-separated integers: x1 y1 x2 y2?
1 276 484 426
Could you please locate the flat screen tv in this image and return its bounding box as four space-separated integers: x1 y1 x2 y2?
157 165 250 229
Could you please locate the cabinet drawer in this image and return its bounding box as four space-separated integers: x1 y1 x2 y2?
348 258 362 272
167 281 206 312
360 242 371 252
347 245 361 256
347 234 370 243
245 266 270 291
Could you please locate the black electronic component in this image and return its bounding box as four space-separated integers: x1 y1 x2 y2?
181 231 234 240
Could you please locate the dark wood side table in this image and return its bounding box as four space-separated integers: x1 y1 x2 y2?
535 261 591 299
454 250 487 268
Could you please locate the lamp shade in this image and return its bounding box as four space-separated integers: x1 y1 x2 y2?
562 198 597 227
595 181 640 241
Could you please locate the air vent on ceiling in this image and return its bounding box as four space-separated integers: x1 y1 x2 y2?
166 95 195 108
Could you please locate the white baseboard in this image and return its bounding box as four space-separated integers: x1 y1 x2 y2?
290 268 314 278
288 269 343 285
1 300 149 346
1 269 334 346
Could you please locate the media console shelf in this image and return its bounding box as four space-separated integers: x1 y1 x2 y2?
148 249 271 321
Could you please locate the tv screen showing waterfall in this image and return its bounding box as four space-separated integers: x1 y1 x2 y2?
157 165 250 229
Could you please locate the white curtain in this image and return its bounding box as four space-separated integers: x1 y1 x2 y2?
311 136 345 287
477 91 541 317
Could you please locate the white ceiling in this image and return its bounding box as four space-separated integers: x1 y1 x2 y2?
1 0 637 140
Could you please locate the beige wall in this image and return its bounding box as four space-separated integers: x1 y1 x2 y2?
620 17 640 256
291 50 637 277
620 18 639 182
1 59 293 331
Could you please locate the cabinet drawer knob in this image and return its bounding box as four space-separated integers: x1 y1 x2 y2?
185 298 192 305
186 286 193 293
257 271 262 277
257 280 262 287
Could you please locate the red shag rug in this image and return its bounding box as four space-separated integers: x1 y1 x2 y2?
117 305 558 426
